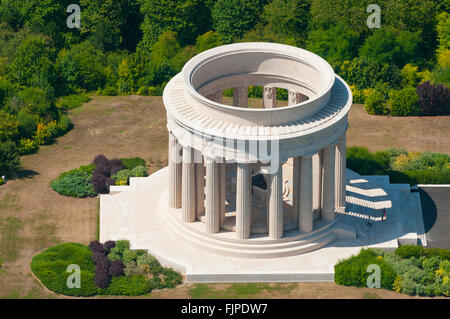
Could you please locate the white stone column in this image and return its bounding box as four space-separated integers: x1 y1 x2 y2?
168 133 182 209
299 155 313 232
219 161 226 226
268 163 283 239
288 90 297 106
263 86 277 108
312 150 323 220
292 156 301 226
233 87 248 107
195 154 205 220
335 134 347 210
322 144 336 222
205 158 220 233
236 163 251 239
182 146 196 222
214 90 223 104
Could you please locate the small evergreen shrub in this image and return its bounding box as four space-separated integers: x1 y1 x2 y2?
106 275 151 296
395 245 425 259
334 249 396 290
364 89 387 115
389 87 420 116
50 164 97 197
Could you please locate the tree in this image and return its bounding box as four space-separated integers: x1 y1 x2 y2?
359 27 421 67
336 57 401 90
212 0 266 44
0 140 19 173
9 34 58 89
195 31 222 53
261 0 311 46
57 41 107 91
436 12 450 68
416 81 450 116
0 110 19 142
138 0 212 49
310 0 374 35
1 0 81 48
307 24 359 62
151 32 181 65
80 0 143 52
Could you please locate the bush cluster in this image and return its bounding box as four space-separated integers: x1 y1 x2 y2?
347 146 450 185
335 246 450 297
51 156 148 197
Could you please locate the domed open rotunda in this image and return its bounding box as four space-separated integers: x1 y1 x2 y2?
100 43 426 282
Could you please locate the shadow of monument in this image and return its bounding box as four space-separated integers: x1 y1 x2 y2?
418 188 438 233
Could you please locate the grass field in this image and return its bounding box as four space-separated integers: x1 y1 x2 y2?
0 95 449 299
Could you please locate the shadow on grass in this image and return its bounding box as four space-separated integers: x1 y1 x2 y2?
10 168 40 180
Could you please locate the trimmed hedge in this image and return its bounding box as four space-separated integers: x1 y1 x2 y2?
31 243 97 297
50 164 97 197
334 248 396 290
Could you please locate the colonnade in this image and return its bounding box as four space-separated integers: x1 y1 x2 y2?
168 89 346 240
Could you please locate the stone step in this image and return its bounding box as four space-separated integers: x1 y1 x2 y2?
166 210 338 258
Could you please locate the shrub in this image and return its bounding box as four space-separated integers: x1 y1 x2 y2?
334 248 396 290
395 245 425 259
114 240 130 254
112 165 148 185
109 159 124 175
424 248 450 260
91 171 115 194
56 94 91 110
364 90 387 115
416 81 450 116
389 87 420 116
94 269 111 289
89 240 105 254
122 249 138 265
120 157 146 170
401 278 417 296
50 164 97 198
103 241 116 254
109 260 124 277
31 243 97 296
0 176 5 185
0 140 20 173
106 275 151 296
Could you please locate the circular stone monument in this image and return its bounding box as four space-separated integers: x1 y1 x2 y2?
163 42 352 257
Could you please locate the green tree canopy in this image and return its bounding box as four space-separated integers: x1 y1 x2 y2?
307 24 359 62
359 27 421 67
212 0 266 44
57 41 107 91
138 0 212 49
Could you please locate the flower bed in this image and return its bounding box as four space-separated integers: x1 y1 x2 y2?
31 241 183 297
50 155 148 197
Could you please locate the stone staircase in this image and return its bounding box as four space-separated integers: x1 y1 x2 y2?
166 209 340 258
